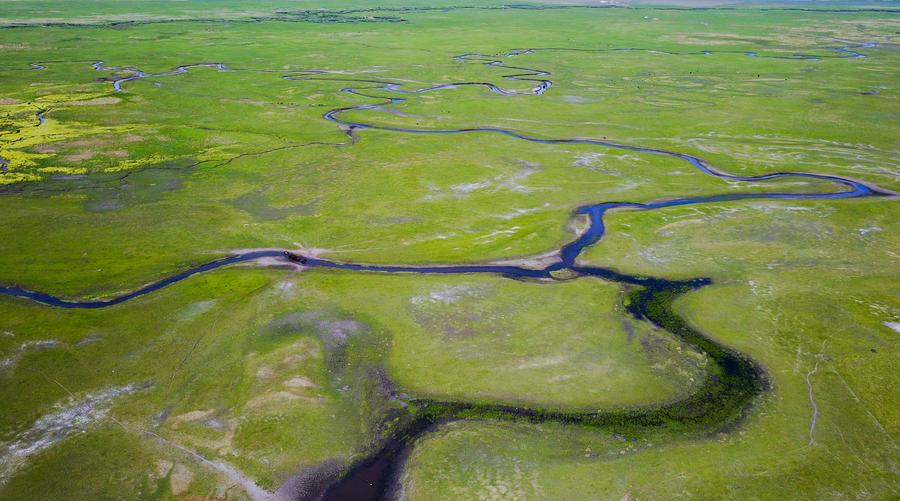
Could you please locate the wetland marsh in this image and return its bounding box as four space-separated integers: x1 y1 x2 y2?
0 1 898 500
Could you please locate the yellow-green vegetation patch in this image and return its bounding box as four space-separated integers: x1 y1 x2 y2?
0 93 165 182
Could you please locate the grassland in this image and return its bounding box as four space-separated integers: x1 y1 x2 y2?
0 1 898 499
403 197 899 499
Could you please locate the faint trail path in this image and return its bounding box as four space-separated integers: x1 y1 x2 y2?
806 357 821 446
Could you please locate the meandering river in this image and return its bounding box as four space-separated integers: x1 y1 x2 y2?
1 43 893 500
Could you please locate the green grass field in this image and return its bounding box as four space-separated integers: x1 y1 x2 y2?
0 1 897 499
